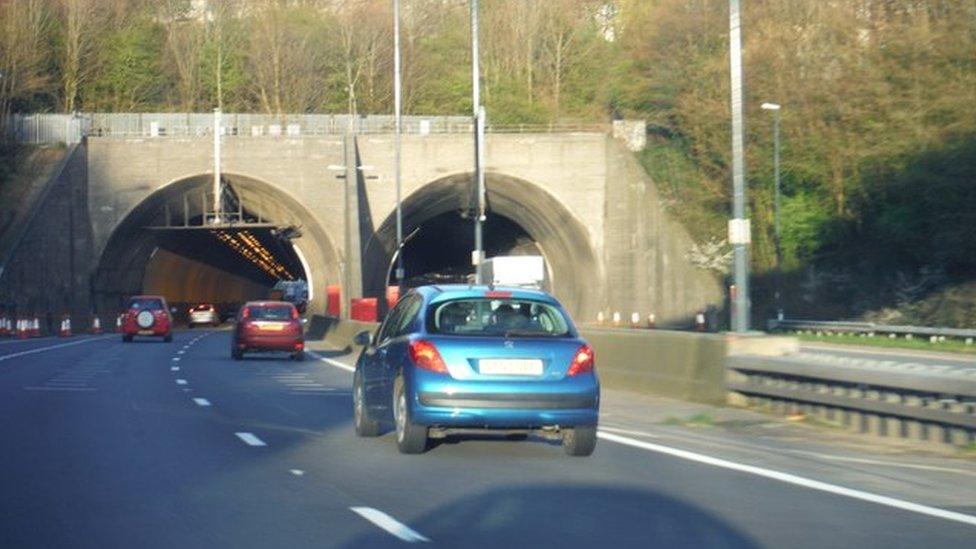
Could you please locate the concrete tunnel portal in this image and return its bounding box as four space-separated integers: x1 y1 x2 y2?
93 171 600 320
92 173 341 317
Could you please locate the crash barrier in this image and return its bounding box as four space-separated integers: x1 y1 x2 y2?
350 298 378 322
727 354 976 446
769 318 976 344
310 316 796 407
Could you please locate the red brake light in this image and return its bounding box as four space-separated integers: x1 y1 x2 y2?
567 344 594 376
485 291 512 299
408 339 448 374
291 307 299 320
241 307 250 319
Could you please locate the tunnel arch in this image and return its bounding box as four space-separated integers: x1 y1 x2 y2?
92 172 341 315
362 172 602 318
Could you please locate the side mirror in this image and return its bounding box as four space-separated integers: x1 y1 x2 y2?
354 330 373 347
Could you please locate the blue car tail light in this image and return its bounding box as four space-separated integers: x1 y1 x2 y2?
409 339 449 374
567 344 594 376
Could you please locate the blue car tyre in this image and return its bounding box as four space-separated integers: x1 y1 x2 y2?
394 375 429 454
562 426 597 456
354 371 380 437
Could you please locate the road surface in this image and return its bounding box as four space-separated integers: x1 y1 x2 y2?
1 331 974 548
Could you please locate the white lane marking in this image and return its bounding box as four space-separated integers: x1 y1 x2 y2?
307 350 355 372
171 357 181 362
24 386 96 392
783 449 976 478
599 426 661 439
171 366 180 371
350 507 430 543
235 432 266 446
193 398 211 407
177 350 185 355
0 336 115 362
290 469 304 476
175 379 188 385
597 431 976 528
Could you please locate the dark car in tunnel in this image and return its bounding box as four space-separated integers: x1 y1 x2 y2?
231 301 304 361
121 295 173 343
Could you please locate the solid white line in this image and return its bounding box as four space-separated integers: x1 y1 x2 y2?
175 379 188 385
307 350 355 372
193 398 211 407
0 335 114 362
24 386 96 392
599 426 661 439
350 507 430 543
597 431 976 528
235 432 266 446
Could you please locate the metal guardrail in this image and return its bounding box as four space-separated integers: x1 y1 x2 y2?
727 353 976 444
768 319 976 340
5 113 609 144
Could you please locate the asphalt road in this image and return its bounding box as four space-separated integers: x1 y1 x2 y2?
1 331 975 548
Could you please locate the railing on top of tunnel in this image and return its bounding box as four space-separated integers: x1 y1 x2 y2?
5 113 611 144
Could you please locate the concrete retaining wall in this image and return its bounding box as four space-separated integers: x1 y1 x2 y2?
308 317 733 405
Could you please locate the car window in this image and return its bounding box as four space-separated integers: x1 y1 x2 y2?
377 295 413 344
427 298 571 337
246 305 293 320
392 296 423 338
129 298 164 311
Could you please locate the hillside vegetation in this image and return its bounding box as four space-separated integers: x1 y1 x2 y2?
1 0 974 324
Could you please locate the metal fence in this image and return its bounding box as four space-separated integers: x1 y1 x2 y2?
4 112 609 144
768 319 976 341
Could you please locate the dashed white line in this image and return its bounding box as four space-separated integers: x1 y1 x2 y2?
177 350 185 355
290 469 304 476
193 398 211 407
597 431 976 528
171 357 180 362
24 386 96 392
235 432 267 446
175 379 188 385
350 507 430 543
599 426 661 439
307 350 355 372
171 366 180 371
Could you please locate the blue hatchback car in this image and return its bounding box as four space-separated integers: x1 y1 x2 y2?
352 285 600 456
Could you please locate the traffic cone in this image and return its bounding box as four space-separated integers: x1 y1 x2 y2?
59 315 72 337
694 311 706 332
92 316 102 335
30 317 40 337
115 315 123 333
0 316 8 337
18 318 28 339
646 313 656 329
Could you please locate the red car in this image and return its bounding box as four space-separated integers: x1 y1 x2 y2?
121 295 173 342
232 301 304 361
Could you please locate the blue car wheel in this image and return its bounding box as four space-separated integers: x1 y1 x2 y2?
394 376 428 454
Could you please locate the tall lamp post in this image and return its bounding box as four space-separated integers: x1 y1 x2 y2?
393 0 404 293
761 102 783 320
728 0 750 332
470 0 486 284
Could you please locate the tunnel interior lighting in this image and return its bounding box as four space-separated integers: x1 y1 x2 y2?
209 229 295 281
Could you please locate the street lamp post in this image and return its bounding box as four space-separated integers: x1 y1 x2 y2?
393 0 404 292
728 0 750 332
470 0 486 284
761 102 783 320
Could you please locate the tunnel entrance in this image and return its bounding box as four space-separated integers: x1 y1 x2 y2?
93 174 340 317
363 173 600 318
396 210 544 287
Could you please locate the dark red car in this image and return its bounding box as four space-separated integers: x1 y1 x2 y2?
121 295 173 342
231 301 304 361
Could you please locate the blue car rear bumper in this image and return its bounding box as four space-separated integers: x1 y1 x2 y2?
407 370 600 428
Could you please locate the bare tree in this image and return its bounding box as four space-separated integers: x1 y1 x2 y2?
159 0 206 111
56 0 102 113
0 0 51 132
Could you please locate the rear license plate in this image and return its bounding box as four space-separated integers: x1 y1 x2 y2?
256 322 286 331
138 330 154 335
478 359 543 376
